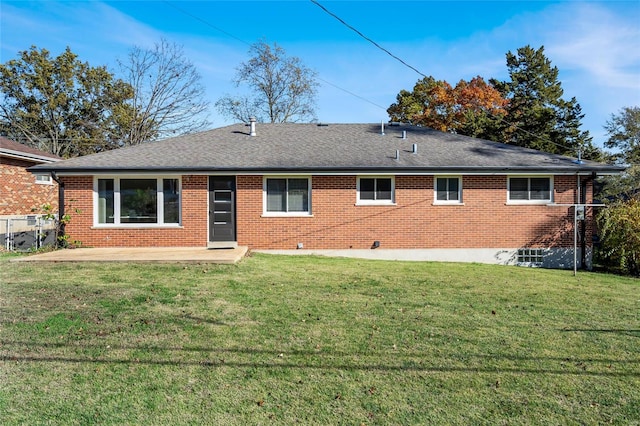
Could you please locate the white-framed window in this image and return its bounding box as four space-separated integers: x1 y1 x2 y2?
263 176 311 216
434 176 462 204
508 176 553 204
357 176 395 205
35 174 52 185
94 176 181 226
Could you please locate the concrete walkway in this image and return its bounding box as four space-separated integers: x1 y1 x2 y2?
10 246 248 264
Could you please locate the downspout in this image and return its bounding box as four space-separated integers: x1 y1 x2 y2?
50 172 65 247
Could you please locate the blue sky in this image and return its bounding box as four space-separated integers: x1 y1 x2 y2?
1 0 639 148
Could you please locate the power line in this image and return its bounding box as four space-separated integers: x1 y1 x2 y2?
317 77 387 111
162 0 387 114
162 1 250 47
310 0 427 79
310 0 581 155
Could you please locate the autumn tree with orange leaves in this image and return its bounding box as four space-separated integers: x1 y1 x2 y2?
387 76 507 139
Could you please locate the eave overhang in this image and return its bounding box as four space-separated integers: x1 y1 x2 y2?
2 149 61 164
28 164 626 176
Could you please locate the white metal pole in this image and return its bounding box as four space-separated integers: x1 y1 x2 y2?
6 218 12 251
574 175 580 276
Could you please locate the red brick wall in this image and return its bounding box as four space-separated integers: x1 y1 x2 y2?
0 157 58 215
61 175 208 247
61 174 590 250
237 175 584 250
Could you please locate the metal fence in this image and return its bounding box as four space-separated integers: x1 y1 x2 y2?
1 215 57 252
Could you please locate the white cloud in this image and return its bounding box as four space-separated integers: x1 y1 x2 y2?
1 1 160 68
543 3 640 89
371 2 640 145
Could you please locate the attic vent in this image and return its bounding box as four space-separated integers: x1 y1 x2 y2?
388 122 401 127
317 123 329 127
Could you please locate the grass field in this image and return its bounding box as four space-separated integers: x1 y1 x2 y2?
1 253 639 425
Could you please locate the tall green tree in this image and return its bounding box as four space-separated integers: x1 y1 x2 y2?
598 106 640 200
604 106 640 165
597 197 640 276
492 45 597 158
0 46 133 157
216 40 319 123
387 76 507 139
595 107 639 274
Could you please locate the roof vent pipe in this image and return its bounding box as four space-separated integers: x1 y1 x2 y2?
395 149 400 160
249 117 256 137
573 148 584 164
381 121 385 135
402 130 407 140
412 143 417 154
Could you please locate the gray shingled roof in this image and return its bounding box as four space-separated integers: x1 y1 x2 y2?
30 123 623 174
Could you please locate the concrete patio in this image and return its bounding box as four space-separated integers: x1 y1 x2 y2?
10 246 248 264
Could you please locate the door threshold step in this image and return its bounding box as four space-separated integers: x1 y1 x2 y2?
208 241 238 249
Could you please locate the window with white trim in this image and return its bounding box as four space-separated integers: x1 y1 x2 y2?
435 176 462 203
35 174 52 185
357 177 394 204
508 177 552 203
264 177 310 215
95 177 180 225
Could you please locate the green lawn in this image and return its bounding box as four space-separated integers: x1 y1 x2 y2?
1 253 638 425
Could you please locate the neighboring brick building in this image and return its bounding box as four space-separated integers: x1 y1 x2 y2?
1 137 61 215
31 122 623 269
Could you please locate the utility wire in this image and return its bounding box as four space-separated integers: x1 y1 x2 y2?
310 0 582 155
310 0 427 79
162 0 387 114
317 77 387 110
162 0 250 47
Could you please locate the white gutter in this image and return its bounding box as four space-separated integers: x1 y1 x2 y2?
1 149 60 163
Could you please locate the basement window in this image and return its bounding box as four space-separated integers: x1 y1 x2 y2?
517 248 545 266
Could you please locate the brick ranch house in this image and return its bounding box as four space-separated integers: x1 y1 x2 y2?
1 136 61 215
30 122 623 269
1 137 61 249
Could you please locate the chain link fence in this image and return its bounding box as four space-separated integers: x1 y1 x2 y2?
1 215 57 252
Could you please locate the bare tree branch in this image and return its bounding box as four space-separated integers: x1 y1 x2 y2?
117 39 211 144
216 40 318 123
